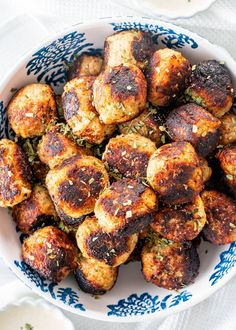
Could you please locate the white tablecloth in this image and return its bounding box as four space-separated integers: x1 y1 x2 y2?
0 1 236 329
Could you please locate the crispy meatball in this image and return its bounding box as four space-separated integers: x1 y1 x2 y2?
201 190 236 244
147 142 203 205
151 195 206 242
22 226 78 282
46 154 109 226
185 60 234 118
93 65 147 124
67 53 103 80
118 108 162 145
166 103 221 156
0 139 31 207
147 48 191 107
94 178 157 235
141 232 199 290
75 255 118 295
220 112 236 145
104 30 153 69
7 83 57 138
62 77 115 144
12 185 58 234
217 145 236 197
37 125 89 169
103 133 157 179
76 215 138 266
199 156 212 183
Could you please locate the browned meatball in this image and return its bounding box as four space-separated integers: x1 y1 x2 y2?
147 142 203 205
185 60 234 118
46 154 109 226
103 133 157 179
7 84 57 138
76 215 138 267
93 65 147 124
0 139 31 207
67 53 103 80
94 178 157 235
220 112 236 145
147 48 191 107
198 156 212 183
166 103 221 156
104 30 153 69
62 77 115 144
75 255 118 295
217 145 236 197
141 232 199 290
151 195 206 242
12 185 58 234
201 190 236 244
22 226 78 282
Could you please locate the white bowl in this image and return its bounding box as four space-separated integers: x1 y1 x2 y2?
0 16 235 322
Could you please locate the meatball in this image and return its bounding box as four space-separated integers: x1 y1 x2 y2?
103 133 157 179
7 83 57 138
217 145 236 197
22 226 78 282
104 30 153 70
12 185 58 234
75 255 118 295
201 190 236 244
166 103 221 157
62 77 115 144
199 156 212 183
46 154 109 226
0 139 31 207
37 125 89 169
185 60 234 118
220 112 236 145
93 65 147 124
76 215 138 267
147 142 203 205
141 232 200 290
151 195 206 242
118 108 162 145
94 178 157 235
67 53 103 80
147 48 191 107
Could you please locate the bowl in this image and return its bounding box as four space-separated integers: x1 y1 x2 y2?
0 16 235 322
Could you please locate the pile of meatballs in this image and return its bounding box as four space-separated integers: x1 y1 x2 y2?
1 29 236 295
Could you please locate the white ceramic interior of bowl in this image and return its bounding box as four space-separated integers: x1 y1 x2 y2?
0 16 235 322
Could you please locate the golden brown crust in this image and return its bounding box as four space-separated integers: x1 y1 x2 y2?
67 53 103 80
217 145 236 197
201 190 236 244
220 112 236 145
22 226 78 282
198 156 212 183
7 84 57 138
166 103 221 157
0 139 31 207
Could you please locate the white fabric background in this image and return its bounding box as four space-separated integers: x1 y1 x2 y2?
0 0 236 329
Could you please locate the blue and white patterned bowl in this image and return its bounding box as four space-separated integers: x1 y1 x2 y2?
0 17 236 322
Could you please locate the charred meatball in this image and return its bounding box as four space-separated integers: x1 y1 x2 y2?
201 190 236 244
94 178 157 235
220 112 236 145
104 30 153 69
185 60 234 118
198 156 212 183
103 133 157 179
0 139 31 207
147 48 191 107
37 125 89 169
93 65 147 124
46 154 109 226
12 185 58 234
151 195 206 242
166 103 221 157
217 145 236 197
67 53 103 80
75 255 118 295
22 226 78 282
7 83 57 138
62 77 115 144
141 232 200 290
147 142 203 205
76 215 138 267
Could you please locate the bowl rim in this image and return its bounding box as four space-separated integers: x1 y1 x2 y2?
0 15 235 322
